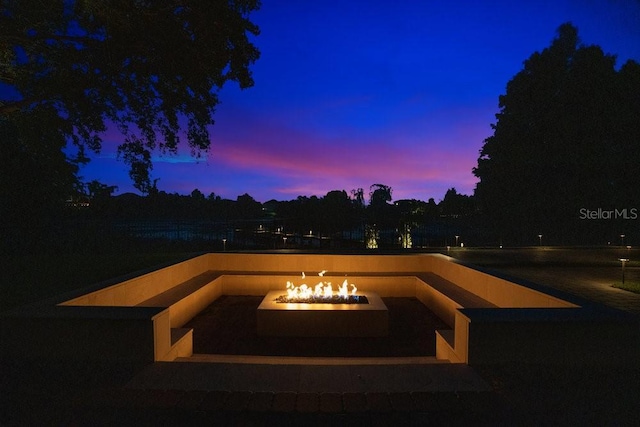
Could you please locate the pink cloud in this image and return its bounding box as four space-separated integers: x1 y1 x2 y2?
80 99 489 202
204 109 486 200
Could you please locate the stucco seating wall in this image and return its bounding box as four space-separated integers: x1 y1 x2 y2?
415 273 497 363
2 252 638 366
135 271 223 329
53 257 222 362
59 254 214 307
416 272 498 328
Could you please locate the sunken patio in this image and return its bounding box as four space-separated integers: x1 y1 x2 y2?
3 252 637 367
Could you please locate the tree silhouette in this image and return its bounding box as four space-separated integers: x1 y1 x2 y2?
0 118 77 250
321 190 354 235
473 23 640 244
1 1 261 192
369 184 392 208
235 193 262 219
350 188 365 209
440 188 474 218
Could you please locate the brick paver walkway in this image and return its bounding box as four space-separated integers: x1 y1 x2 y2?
450 247 640 315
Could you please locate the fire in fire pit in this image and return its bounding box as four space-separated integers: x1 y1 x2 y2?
275 271 368 304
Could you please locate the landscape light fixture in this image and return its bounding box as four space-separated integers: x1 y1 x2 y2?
223 238 227 252
619 258 629 284
538 234 543 246
621 234 626 246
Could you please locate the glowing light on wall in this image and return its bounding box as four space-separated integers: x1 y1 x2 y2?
366 225 378 249
401 224 412 249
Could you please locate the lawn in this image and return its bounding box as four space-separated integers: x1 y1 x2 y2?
612 281 640 294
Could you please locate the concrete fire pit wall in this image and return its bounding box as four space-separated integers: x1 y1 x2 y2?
205 253 577 309
5 252 608 365
206 253 431 275
218 274 416 297
59 253 577 311
427 257 576 309
60 254 212 307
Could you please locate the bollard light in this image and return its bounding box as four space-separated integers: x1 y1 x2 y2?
619 258 629 284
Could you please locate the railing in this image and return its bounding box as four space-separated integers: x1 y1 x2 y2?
1 217 465 254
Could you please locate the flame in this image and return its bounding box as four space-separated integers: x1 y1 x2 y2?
282 271 357 302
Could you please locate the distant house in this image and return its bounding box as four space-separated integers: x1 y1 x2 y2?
66 195 90 208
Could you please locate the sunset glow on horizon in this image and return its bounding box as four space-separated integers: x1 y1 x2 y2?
78 0 640 203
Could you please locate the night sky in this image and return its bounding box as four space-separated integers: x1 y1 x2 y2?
79 0 640 202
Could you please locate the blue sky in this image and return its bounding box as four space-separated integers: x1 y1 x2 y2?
77 0 640 202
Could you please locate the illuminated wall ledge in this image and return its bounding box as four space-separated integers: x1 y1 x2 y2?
1 253 639 367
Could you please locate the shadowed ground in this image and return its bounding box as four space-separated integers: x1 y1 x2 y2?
2 248 640 424
184 296 447 357
449 247 640 316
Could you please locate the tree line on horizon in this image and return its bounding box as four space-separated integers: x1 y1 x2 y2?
80 183 474 238
1 3 638 248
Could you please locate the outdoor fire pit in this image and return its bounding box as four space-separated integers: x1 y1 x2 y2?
256 271 389 337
